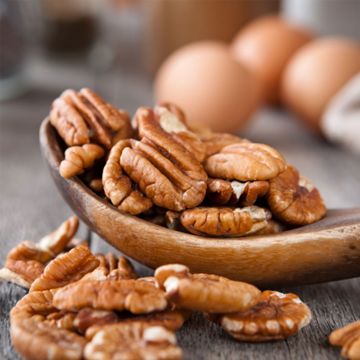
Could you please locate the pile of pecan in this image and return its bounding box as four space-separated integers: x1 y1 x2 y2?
49 88 326 237
1 217 316 360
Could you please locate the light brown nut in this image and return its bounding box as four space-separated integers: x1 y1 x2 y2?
59 144 105 179
88 178 103 193
121 138 207 211
84 322 182 360
136 107 207 182
0 216 79 288
53 279 168 314
102 139 153 215
154 103 206 162
50 97 90 146
218 290 312 342
330 320 360 360
267 165 326 225
180 206 271 237
11 319 86 360
30 245 99 292
50 88 132 148
199 132 248 158
73 308 119 334
37 215 79 255
205 142 286 181
85 309 188 339
154 264 260 313
10 289 86 360
206 179 269 206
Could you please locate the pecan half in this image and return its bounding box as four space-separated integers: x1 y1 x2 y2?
180 206 271 237
199 132 247 158
84 322 182 360
155 264 260 313
59 144 105 179
267 165 326 225
0 216 79 288
330 320 360 360
30 245 99 292
11 319 86 360
102 139 153 215
53 279 167 314
217 290 312 342
205 142 286 181
206 179 269 206
120 107 207 211
50 88 132 148
153 103 206 162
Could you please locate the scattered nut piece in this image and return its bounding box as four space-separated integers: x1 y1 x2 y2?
267 165 326 225
59 144 105 179
84 322 182 360
102 139 153 215
180 206 271 237
53 279 167 314
0 217 79 288
330 320 360 360
155 264 260 313
11 319 86 360
218 290 312 342
30 245 99 292
50 88 132 148
205 142 286 181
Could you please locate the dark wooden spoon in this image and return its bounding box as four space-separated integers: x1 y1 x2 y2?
40 118 360 287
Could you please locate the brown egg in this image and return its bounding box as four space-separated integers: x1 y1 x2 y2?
231 15 313 103
154 41 262 133
281 37 360 132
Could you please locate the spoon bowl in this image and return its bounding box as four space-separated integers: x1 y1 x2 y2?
40 118 360 287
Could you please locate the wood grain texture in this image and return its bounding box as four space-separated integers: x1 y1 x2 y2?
0 55 359 359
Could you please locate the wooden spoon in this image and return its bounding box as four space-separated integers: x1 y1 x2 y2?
40 118 360 287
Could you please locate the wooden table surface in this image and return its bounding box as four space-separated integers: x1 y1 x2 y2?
0 56 359 360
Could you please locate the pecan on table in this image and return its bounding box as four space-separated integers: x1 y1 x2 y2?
206 178 269 206
30 245 100 292
330 320 360 360
53 278 168 314
217 290 312 342
155 264 260 313
59 144 105 179
267 165 326 225
10 290 86 360
50 88 132 148
102 139 153 215
180 206 271 237
119 107 207 211
0 216 79 288
205 142 286 181
84 322 182 360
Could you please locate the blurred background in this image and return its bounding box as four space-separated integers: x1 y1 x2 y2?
0 0 360 207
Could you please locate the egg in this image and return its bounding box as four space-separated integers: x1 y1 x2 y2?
154 41 262 133
281 37 360 131
231 15 313 103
